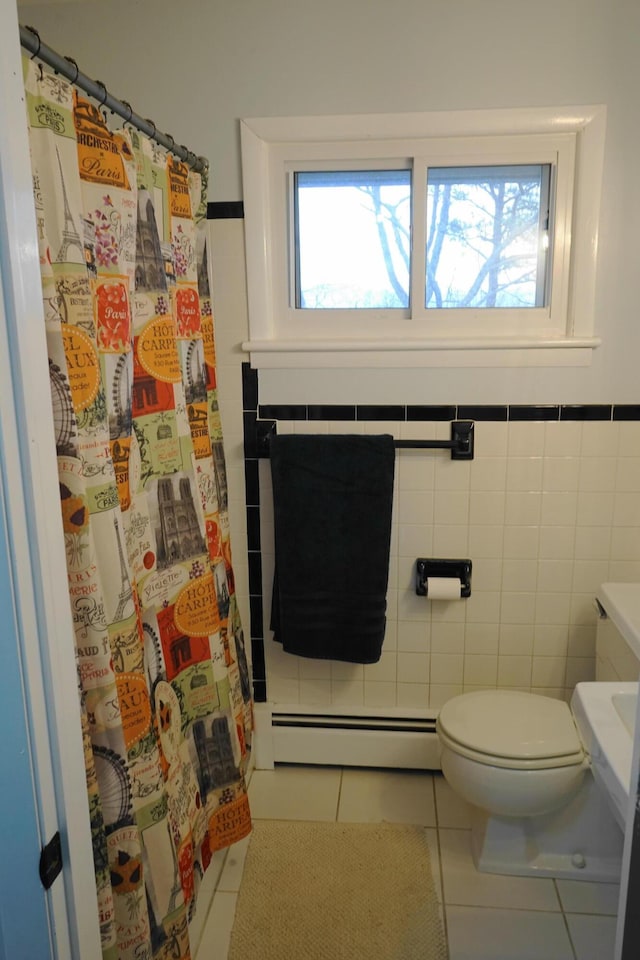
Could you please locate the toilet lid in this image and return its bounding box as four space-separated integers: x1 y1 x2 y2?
438 690 584 765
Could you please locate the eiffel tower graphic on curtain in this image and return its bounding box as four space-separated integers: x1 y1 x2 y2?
55 145 84 263
113 515 135 622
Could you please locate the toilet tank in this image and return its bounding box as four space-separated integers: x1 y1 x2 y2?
596 583 640 681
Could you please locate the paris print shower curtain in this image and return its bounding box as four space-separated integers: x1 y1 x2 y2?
24 58 252 960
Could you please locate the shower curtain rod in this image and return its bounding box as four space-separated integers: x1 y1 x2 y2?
19 24 208 174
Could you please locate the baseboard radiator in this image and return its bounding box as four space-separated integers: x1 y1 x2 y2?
254 705 442 770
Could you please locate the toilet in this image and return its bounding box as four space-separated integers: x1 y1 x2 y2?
436 582 640 882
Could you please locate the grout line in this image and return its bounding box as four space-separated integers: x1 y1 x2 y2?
443 899 567 914
433 773 441 831
552 876 564 912
560 903 580 960
335 767 344 821
432 777 451 955
561 907 619 917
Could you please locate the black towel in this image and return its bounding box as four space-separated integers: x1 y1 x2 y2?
270 434 395 664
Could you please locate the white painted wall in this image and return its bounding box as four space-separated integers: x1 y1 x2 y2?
16 0 615 202
17 0 640 403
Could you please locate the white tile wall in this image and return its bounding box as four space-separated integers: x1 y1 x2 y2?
259 417 640 713
208 219 640 718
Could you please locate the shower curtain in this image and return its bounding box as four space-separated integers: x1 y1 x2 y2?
24 58 252 960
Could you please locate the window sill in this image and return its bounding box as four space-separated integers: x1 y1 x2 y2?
241 337 600 369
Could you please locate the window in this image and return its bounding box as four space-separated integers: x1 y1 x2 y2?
295 169 411 310
241 107 605 368
294 163 551 313
425 164 551 311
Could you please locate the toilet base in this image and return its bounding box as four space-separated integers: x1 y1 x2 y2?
470 772 624 882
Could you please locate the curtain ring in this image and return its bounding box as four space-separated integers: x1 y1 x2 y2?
121 100 134 126
166 134 176 153
64 56 80 85
26 26 41 60
145 118 157 139
179 144 191 164
95 80 108 107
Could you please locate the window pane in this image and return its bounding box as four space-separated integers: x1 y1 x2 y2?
426 164 551 309
295 170 411 309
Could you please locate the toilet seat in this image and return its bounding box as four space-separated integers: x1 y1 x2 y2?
437 690 585 771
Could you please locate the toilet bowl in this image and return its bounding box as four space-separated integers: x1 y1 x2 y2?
438 690 588 819
435 582 640 882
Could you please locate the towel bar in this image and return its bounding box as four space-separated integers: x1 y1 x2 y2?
255 419 474 460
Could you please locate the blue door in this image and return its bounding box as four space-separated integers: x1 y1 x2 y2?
0 466 53 960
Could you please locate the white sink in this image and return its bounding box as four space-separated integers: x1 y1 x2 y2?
598 582 640 661
571 681 637 830
613 690 637 736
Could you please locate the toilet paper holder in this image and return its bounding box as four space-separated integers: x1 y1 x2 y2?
415 558 472 597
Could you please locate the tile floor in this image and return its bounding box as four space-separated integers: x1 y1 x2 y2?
195 765 620 960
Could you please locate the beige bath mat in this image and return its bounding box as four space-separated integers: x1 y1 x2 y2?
227 820 448 960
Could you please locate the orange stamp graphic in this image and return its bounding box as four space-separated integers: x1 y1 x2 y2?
61 323 100 411
116 673 152 749
95 277 132 353
209 793 251 851
174 572 220 638
137 316 182 384
174 286 201 339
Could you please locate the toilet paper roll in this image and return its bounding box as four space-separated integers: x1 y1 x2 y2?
426 577 462 600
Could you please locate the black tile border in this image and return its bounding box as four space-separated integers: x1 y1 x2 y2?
241 364 640 701
241 364 258 412
249 594 264 644
207 201 244 219
614 405 640 421
244 459 260 507
242 412 257 459
509 405 560 421
457 404 508 421
356 404 406 421
247 551 263 596
308 404 357 421
560 404 612 421
407 405 457 421
258 404 307 420
254 399 639 425
246 506 261 552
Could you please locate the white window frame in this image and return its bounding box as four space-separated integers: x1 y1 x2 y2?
241 106 606 368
